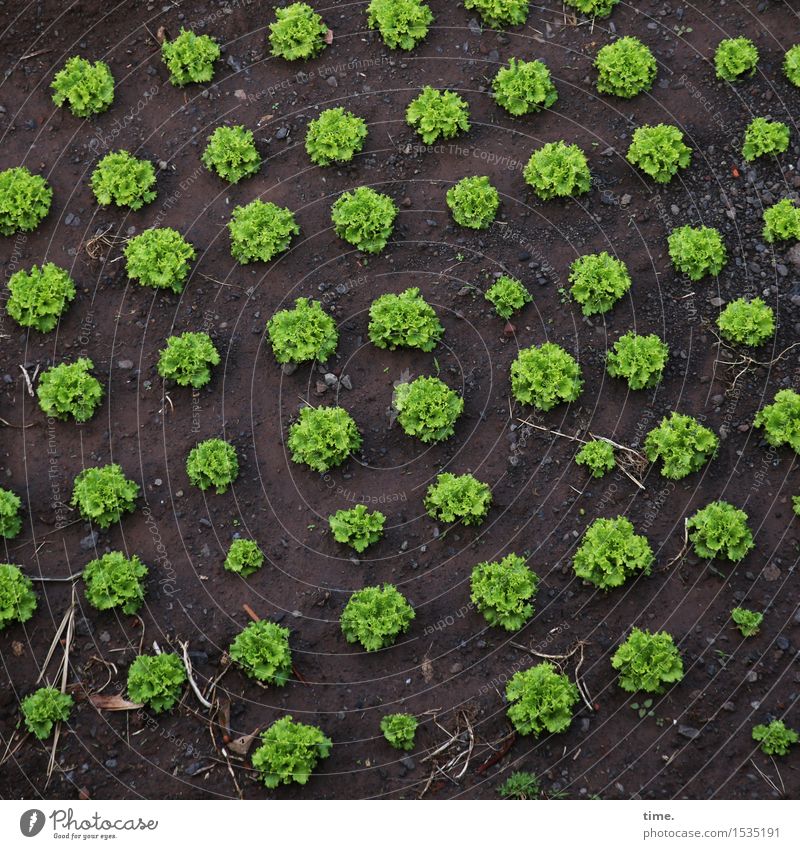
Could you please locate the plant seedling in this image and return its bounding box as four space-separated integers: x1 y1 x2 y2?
340 584 414 651
269 3 329 61
51 56 114 116
406 86 470 144
366 0 433 50
380 713 418 750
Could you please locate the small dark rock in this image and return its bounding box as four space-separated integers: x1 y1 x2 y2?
80 531 99 551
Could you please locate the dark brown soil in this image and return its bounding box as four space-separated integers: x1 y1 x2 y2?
1 0 799 800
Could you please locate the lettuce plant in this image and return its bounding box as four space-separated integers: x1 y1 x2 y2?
463 0 529 28
626 124 691 183
288 406 362 472
91 150 157 209
186 438 239 493
754 389 800 453
470 553 539 631
784 45 800 87
742 117 790 162
252 716 332 787
492 58 557 115
565 0 618 17
127 652 186 713
606 332 668 390
645 413 718 479
575 439 615 477
595 36 656 98
340 584 414 651
0 166 52 235
485 275 531 319
161 28 220 85
686 500 753 561
763 198 800 243
0 489 22 539
224 539 265 577
714 37 759 82
424 472 492 526
380 713 418 750
201 125 260 183
752 720 798 756
406 86 470 144
523 141 591 200
71 464 140 528
229 199 299 264
83 552 148 613
393 375 463 443
510 342 583 411
717 298 774 347
446 175 499 229
0 563 37 629
731 607 762 637
267 297 338 364
51 56 114 116
499 771 541 799
329 504 385 553
125 227 196 293
6 263 76 332
367 0 433 50
568 251 631 315
331 186 397 253
158 332 220 388
667 225 726 281
37 358 103 422
573 516 653 589
305 107 368 166
368 287 443 351
229 620 292 684
505 662 578 736
21 688 73 740
268 2 329 61
611 628 684 694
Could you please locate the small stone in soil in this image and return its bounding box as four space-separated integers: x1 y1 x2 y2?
80 531 99 551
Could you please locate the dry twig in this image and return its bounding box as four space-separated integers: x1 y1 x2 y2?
713 337 800 393
510 639 595 713
518 419 646 489
180 641 214 710
81 224 127 260
46 584 77 784
663 519 689 570
19 364 39 397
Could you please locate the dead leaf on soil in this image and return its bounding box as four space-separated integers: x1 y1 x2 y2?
227 732 259 757
12 641 24 657
88 694 144 711
217 696 231 738
421 656 434 683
